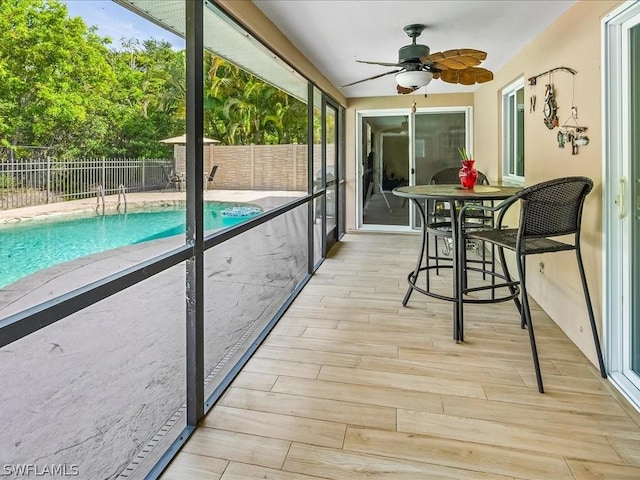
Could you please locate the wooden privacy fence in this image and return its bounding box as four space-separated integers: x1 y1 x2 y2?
174 143 335 190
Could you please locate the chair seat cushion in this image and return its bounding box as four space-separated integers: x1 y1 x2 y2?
467 228 575 254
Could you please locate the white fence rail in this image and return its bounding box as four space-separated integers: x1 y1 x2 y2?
0 157 174 210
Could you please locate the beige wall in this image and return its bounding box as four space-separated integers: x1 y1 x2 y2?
473 0 622 365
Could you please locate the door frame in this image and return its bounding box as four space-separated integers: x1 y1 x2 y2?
356 109 414 232
322 96 342 254
602 0 640 410
355 106 472 232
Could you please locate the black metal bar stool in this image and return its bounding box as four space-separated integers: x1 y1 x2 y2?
457 176 607 393
425 168 493 289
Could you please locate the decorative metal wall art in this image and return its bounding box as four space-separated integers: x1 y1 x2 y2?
528 66 589 155
558 106 589 155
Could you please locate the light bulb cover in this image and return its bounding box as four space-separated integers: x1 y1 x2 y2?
395 70 433 88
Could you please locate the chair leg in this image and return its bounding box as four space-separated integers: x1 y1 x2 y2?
434 236 441 275
490 242 496 301
496 246 522 321
488 209 496 300
481 239 487 281
425 228 431 292
456 221 467 342
518 258 526 330
575 247 607 378
403 199 426 306
402 234 424 306
462 238 469 293
517 256 544 393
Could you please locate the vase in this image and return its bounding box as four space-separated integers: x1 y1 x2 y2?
458 159 478 189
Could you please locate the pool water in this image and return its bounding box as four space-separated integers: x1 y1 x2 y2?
0 202 261 288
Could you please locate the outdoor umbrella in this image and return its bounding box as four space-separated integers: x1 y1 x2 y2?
159 134 219 144
160 134 219 182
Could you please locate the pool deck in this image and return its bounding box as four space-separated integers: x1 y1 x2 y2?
0 189 309 479
0 189 306 224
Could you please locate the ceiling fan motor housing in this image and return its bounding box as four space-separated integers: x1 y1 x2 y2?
399 44 430 64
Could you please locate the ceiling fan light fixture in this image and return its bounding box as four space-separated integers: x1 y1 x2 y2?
396 70 433 89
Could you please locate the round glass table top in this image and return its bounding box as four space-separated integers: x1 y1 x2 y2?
392 184 522 201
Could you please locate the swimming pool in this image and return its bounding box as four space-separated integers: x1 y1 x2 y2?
0 202 262 288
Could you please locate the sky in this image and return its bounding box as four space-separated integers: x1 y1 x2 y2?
62 0 185 50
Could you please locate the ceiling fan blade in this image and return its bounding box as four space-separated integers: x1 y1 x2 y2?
357 60 404 67
444 49 487 61
397 85 418 95
439 56 482 70
438 69 462 84
437 67 494 85
342 68 403 87
422 49 488 70
430 62 450 72
470 67 494 83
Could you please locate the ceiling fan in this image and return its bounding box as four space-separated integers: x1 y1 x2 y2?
342 24 494 94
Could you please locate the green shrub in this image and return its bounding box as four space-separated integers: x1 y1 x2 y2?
0 174 15 189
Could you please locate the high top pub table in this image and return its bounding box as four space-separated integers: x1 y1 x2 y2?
392 184 522 341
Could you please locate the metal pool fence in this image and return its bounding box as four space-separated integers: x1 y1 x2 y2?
0 157 174 210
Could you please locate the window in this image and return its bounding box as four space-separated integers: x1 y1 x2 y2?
502 78 525 182
0 2 345 479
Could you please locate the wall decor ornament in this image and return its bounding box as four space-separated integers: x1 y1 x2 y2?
560 106 589 155
543 84 559 129
528 66 589 155
527 66 577 86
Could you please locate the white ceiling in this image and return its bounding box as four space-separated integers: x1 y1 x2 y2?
252 0 576 98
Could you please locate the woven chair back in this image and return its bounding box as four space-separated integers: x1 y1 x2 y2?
518 177 593 238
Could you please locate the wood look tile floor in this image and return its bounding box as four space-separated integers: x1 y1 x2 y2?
161 233 640 480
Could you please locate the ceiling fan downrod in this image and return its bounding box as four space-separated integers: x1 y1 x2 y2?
403 24 425 42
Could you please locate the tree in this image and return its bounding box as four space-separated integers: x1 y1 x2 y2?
203 54 307 146
105 39 184 157
0 0 116 158
0 0 309 160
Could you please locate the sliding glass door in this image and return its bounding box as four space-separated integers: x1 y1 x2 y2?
324 100 339 250
413 109 469 185
358 108 471 231
360 113 410 228
632 22 640 380
604 2 640 409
